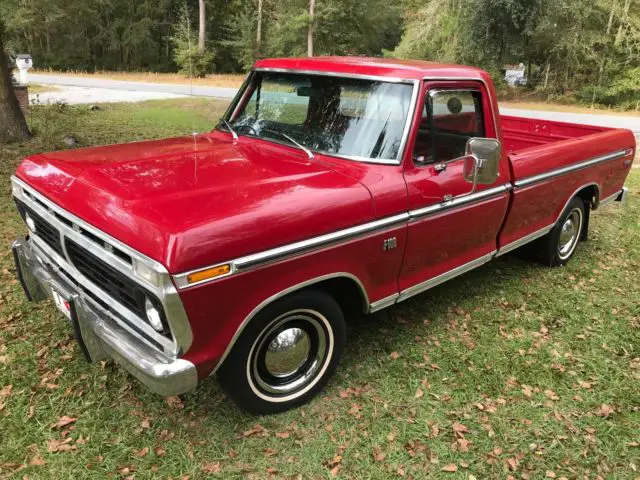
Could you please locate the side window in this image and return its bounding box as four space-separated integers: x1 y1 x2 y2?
413 90 485 165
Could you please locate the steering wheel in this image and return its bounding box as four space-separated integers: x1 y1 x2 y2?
235 124 257 136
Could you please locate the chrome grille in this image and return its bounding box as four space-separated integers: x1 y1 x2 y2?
15 199 64 257
12 175 193 357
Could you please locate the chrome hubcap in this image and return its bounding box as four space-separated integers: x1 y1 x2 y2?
264 328 311 377
558 209 582 259
250 310 330 397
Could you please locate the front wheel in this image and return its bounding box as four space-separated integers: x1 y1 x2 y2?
535 197 586 267
217 290 345 414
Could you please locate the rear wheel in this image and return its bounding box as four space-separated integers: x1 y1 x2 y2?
217 290 345 414
535 197 586 267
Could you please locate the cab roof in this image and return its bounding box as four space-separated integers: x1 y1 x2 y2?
254 56 489 82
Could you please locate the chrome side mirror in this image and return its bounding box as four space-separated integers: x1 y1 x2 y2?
464 138 501 185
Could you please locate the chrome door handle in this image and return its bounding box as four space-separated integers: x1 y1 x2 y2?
434 162 447 173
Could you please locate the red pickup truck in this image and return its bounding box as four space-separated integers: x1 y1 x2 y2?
12 57 635 413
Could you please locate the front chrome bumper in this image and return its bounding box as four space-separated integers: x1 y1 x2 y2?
12 236 198 396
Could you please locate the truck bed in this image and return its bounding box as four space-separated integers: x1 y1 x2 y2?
501 115 634 186
497 114 635 252
501 115 611 154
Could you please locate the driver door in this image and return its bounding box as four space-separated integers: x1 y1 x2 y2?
399 82 510 295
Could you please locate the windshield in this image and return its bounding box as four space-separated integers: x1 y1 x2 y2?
222 72 415 163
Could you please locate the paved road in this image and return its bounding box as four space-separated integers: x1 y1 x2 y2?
29 73 237 100
29 73 640 133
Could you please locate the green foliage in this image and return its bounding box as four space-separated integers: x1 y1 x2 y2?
170 4 214 77
391 0 640 108
221 1 259 71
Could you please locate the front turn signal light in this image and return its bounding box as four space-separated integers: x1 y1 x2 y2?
187 264 231 285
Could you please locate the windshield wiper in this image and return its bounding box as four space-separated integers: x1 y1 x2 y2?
262 128 314 160
221 119 238 141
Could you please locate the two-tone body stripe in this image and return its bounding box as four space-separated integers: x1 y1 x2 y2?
174 183 512 289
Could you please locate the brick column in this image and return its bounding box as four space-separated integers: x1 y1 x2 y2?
13 85 29 115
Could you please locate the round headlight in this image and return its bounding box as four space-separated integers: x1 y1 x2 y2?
25 213 36 233
144 297 164 332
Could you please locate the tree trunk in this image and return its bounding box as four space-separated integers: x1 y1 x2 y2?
615 0 631 46
198 0 206 52
543 61 550 90
0 23 31 144
256 0 263 57
308 0 315 57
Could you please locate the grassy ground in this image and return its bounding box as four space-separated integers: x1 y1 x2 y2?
31 69 245 88
1 99 639 479
26 84 61 95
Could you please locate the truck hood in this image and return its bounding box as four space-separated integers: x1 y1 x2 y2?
16 133 374 273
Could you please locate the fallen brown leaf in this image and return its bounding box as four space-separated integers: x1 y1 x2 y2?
596 404 614 417
133 447 149 458
415 388 424 399
442 464 458 472
544 389 559 401
457 438 472 452
47 437 75 453
372 446 385 462
347 403 362 417
29 457 46 466
452 422 468 433
25 405 35 421
275 431 290 439
390 351 400 360
505 457 519 471
165 396 184 409
52 416 77 429
202 462 221 473
236 424 267 439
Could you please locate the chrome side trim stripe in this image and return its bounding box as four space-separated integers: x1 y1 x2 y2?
174 212 411 289
396 251 496 303
514 149 630 188
235 213 410 270
369 293 399 313
409 184 510 220
175 184 512 289
496 225 554 257
598 187 626 208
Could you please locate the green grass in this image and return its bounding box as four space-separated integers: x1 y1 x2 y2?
1 99 639 479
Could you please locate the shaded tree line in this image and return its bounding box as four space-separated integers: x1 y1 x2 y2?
395 0 640 109
1 0 639 108
0 0 402 72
